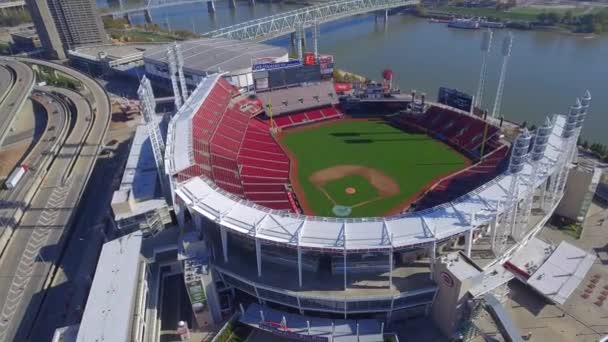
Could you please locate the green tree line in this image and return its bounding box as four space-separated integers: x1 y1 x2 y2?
537 8 608 33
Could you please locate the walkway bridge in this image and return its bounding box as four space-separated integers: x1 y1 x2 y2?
204 0 419 41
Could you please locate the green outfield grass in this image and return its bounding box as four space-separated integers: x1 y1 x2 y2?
281 120 470 217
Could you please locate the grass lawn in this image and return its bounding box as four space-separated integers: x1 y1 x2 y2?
280 120 469 217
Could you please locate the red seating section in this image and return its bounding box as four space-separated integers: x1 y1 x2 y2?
391 106 508 210
238 120 293 210
267 106 343 129
176 78 294 211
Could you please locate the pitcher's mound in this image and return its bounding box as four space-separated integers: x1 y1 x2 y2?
345 187 356 195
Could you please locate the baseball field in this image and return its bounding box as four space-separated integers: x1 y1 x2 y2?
279 119 470 217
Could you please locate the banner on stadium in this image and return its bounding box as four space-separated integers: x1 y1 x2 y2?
252 60 301 71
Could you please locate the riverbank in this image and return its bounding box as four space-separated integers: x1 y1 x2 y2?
418 5 608 34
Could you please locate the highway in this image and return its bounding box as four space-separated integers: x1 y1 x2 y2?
0 60 35 148
0 89 71 238
0 58 110 342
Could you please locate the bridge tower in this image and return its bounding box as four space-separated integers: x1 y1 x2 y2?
491 33 513 119
492 129 531 256
207 1 216 13
295 23 303 61
166 46 183 110
475 30 493 110
137 76 171 203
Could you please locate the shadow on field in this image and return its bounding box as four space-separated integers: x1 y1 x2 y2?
343 137 429 144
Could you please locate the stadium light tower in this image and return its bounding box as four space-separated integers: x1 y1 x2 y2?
166 46 183 110
138 76 171 202
516 117 553 240
475 30 493 110
491 33 513 119
492 129 531 256
546 92 590 211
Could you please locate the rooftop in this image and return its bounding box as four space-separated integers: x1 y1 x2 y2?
69 43 164 62
527 241 596 304
144 38 288 74
77 232 143 342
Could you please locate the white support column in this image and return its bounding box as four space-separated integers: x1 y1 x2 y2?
220 226 228 263
194 213 203 234
465 228 474 258
176 202 185 228
256 239 262 277
429 240 436 280
297 247 303 288
388 249 393 289
343 250 347 290
490 218 498 250
540 177 547 211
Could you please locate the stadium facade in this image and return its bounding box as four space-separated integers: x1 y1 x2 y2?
162 60 593 337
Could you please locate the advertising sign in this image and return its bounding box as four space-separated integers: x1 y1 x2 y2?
252 60 301 71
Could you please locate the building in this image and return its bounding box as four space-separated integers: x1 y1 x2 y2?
555 159 603 222
111 125 172 237
68 43 164 77
143 38 288 91
10 27 41 51
159 73 596 340
25 0 107 59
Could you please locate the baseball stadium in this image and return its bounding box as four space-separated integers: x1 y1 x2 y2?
164 59 593 339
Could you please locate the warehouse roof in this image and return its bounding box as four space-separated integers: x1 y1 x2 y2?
77 232 143 342
144 38 288 74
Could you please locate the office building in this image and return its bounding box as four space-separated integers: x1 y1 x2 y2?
25 0 107 59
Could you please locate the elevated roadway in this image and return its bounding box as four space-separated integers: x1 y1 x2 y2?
0 90 71 249
0 60 35 148
0 58 110 342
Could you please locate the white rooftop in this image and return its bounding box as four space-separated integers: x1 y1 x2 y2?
77 232 143 342
527 241 596 304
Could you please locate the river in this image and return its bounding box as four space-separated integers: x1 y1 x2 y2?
97 1 608 144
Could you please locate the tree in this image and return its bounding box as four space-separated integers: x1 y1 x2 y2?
413 4 427 17
582 140 589 149
546 12 562 25
562 10 574 24
537 12 548 23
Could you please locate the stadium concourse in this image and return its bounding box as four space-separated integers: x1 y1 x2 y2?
162 68 595 340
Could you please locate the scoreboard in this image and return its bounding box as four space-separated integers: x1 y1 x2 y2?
253 63 322 91
437 87 473 112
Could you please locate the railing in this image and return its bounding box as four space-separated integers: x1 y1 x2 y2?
216 266 437 314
